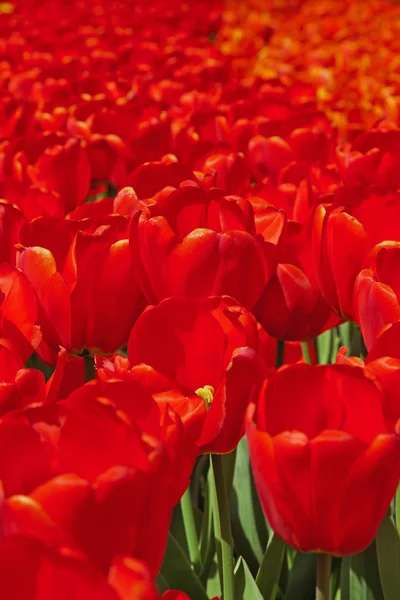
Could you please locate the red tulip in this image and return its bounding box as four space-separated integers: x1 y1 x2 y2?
254 263 333 341
17 218 144 362
200 152 251 195
0 536 193 600
313 186 400 319
124 158 197 199
0 538 119 600
354 244 400 350
337 125 400 190
1 182 64 220
247 363 400 554
103 296 266 454
27 138 91 214
0 378 194 576
0 200 25 264
337 349 400 433
130 184 282 309
0 263 41 360
367 321 400 362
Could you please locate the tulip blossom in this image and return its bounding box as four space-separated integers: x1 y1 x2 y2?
0 263 41 360
98 296 266 454
247 362 400 555
17 218 144 363
130 185 284 309
354 243 400 350
313 186 400 319
0 540 191 600
0 378 195 578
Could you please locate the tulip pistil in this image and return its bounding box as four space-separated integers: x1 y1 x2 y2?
195 385 214 405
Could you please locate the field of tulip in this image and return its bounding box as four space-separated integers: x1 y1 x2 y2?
1 0 400 598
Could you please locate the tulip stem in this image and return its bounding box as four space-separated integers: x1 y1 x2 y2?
84 354 96 382
276 339 285 369
211 453 235 600
396 485 400 533
316 554 331 600
180 485 202 572
301 341 312 365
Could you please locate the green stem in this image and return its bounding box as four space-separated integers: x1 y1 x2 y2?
84 354 96 382
316 554 331 600
180 485 202 572
276 339 285 369
210 454 235 600
199 475 216 583
301 341 312 365
396 485 400 534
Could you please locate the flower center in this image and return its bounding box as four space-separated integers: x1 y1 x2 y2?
195 385 214 406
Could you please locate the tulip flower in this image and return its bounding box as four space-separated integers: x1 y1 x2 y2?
313 185 400 319
0 263 41 360
27 138 91 214
0 539 191 600
130 185 283 309
0 378 194 577
254 263 333 341
337 125 400 190
98 296 266 454
17 218 144 363
353 243 400 350
247 362 400 554
0 200 25 264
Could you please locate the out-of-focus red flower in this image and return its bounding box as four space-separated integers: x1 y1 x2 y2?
17 218 144 362
354 244 400 350
199 152 251 195
27 138 91 214
0 378 194 577
0 200 25 264
0 538 120 600
1 182 64 220
0 538 194 600
100 296 265 454
130 185 284 309
0 338 45 415
337 125 400 190
247 363 400 554
248 135 294 185
124 157 198 200
0 337 83 417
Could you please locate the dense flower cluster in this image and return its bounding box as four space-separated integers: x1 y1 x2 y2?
2 0 400 597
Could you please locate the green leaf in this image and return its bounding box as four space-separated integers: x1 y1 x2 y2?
155 573 170 594
341 542 384 600
234 557 264 600
376 514 400 600
255 534 286 600
338 322 351 350
315 329 332 365
169 500 202 560
285 553 316 600
205 553 222 599
395 486 400 535
25 352 54 381
330 327 342 364
230 437 270 575
199 483 215 583
330 557 342 599
159 533 208 600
